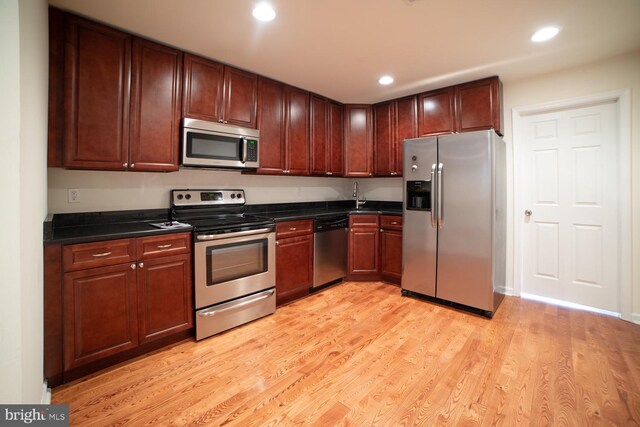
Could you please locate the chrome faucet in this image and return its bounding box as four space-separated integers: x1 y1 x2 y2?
352 181 366 209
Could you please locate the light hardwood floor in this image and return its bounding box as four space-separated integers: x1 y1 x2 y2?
53 281 640 426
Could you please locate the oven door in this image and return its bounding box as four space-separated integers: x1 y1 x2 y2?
194 229 275 309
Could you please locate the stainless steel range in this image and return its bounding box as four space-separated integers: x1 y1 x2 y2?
171 189 276 340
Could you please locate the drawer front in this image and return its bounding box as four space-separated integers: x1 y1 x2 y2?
380 215 402 230
137 232 191 260
63 239 136 272
276 219 313 239
349 214 379 228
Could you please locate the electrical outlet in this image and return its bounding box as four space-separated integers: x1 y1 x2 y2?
68 189 80 203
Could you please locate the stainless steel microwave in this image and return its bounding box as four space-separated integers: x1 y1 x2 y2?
182 118 260 169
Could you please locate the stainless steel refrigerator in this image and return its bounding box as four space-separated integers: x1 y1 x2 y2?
401 130 506 316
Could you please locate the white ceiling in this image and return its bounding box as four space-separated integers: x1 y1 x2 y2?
48 0 640 104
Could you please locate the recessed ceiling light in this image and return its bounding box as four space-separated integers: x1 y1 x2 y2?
378 75 394 85
531 26 560 42
252 3 276 22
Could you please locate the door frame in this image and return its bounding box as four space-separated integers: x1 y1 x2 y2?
512 89 632 321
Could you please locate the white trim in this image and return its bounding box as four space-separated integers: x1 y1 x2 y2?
521 292 621 318
41 380 51 404
512 89 632 322
632 313 640 325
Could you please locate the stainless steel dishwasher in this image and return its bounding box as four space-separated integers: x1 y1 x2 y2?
313 215 348 288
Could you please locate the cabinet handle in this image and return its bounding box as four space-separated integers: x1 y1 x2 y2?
123 163 128 168
326 172 333 175
92 252 112 257
131 263 136 270
139 262 144 268
289 227 297 231
276 241 279 245
130 163 135 168
157 244 173 249
391 222 398 225
223 120 228 124
219 119 223 123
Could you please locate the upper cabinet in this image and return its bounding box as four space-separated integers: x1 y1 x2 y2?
62 15 132 170
51 12 182 171
182 53 258 128
455 76 502 135
129 39 182 171
256 78 310 175
373 95 417 177
418 76 502 137
310 95 343 176
344 104 373 177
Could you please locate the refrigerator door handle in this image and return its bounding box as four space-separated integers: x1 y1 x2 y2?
430 163 437 228
437 163 444 228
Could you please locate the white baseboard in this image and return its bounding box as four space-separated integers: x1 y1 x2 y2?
498 286 516 296
521 292 621 318
632 313 640 325
41 380 51 404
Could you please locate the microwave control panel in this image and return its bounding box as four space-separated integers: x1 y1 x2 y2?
245 139 258 162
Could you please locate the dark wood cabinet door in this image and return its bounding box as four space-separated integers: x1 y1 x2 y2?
380 229 402 284
276 234 313 306
63 263 138 370
328 101 344 176
455 76 502 135
344 104 373 177
394 95 418 175
348 227 380 275
257 77 285 174
374 101 394 176
63 15 131 169
129 38 182 171
418 87 455 137
284 85 310 175
310 94 329 175
223 66 258 128
182 53 224 123
137 254 193 344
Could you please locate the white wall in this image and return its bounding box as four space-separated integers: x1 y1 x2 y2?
0 0 49 403
501 50 640 322
48 168 354 213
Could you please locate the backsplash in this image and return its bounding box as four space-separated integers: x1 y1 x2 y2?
48 168 402 214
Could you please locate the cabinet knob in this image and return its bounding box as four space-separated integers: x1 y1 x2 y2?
290 227 297 231
219 119 223 123
130 263 136 270
130 163 135 168
223 120 228 124
326 172 333 176
123 163 128 168
139 262 144 268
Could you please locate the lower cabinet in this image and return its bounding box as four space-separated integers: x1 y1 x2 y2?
47 232 193 382
64 263 139 370
380 215 403 284
348 215 380 279
275 220 313 305
137 254 192 344
348 214 403 283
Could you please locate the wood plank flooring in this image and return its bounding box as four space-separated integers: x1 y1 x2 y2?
52 281 640 426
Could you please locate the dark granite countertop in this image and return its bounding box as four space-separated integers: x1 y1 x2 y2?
44 209 192 245
44 201 402 244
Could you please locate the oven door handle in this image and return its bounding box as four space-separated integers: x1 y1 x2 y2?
197 289 275 317
196 227 273 241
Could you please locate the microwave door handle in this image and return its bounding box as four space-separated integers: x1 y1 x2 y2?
242 137 248 164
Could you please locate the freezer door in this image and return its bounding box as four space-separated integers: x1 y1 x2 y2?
402 137 438 297
436 130 495 311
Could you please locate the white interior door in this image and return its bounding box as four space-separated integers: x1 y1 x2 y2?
520 101 619 313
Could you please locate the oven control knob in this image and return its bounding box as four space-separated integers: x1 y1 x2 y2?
230 194 236 199
177 194 183 200
185 194 191 200
236 193 242 199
